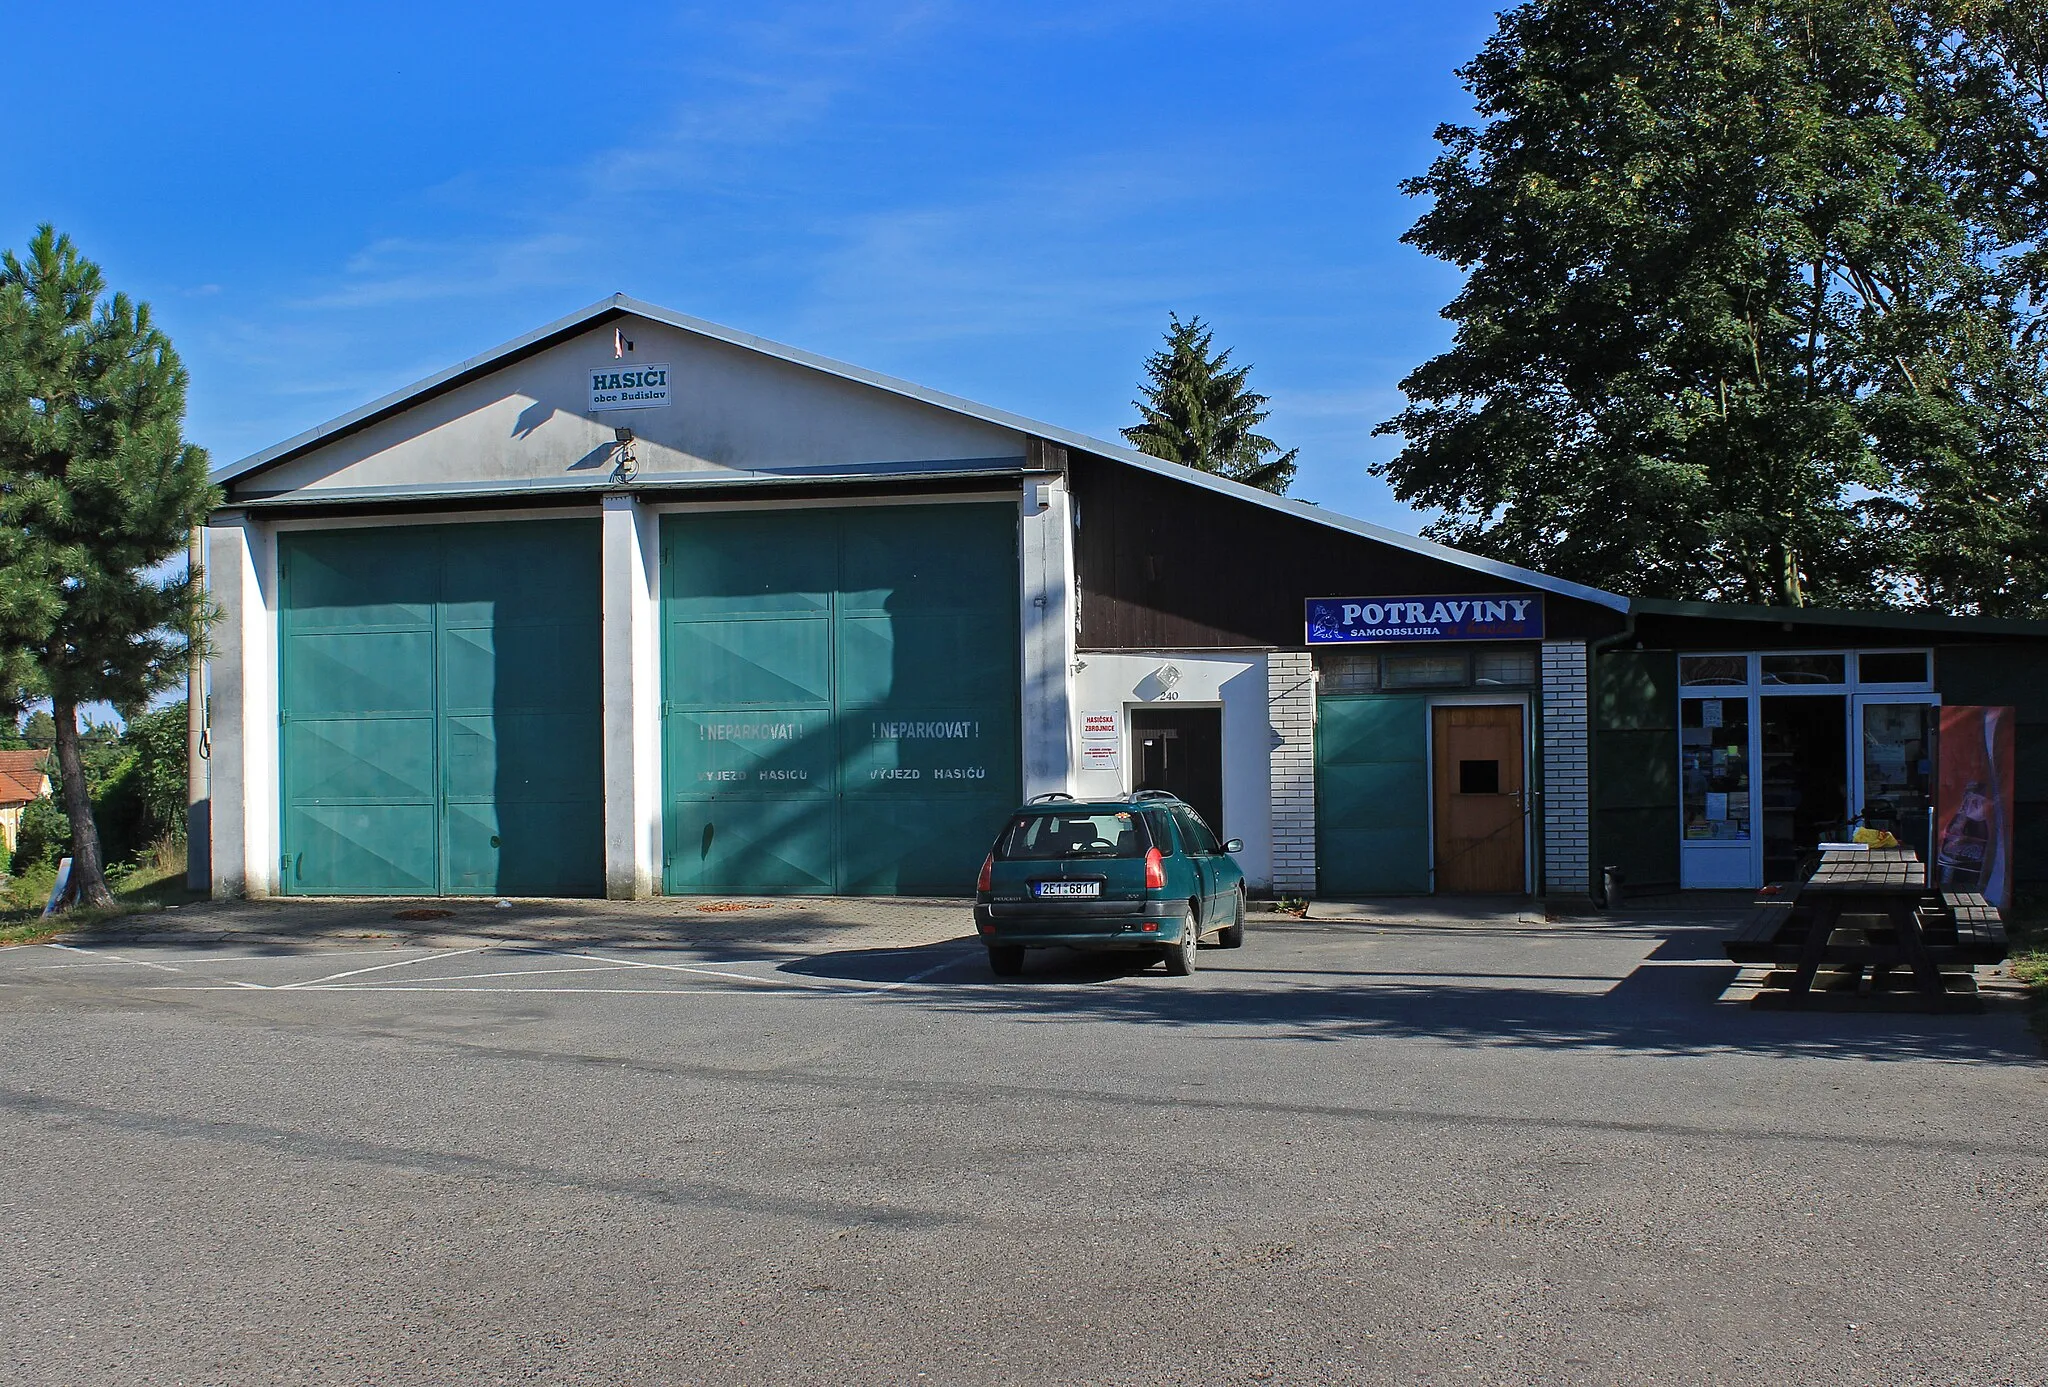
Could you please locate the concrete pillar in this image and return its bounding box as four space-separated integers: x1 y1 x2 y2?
601 493 663 899
1018 474 1076 799
1267 651 1317 895
206 514 278 899
1540 640 1592 896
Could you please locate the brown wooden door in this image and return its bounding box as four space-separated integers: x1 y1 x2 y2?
1432 705 1526 893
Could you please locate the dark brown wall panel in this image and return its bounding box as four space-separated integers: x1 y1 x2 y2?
1071 453 1626 649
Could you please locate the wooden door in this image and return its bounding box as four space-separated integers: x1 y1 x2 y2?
1432 705 1526 893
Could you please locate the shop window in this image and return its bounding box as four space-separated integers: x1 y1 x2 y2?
1318 653 1380 694
1858 651 1929 685
1474 650 1535 685
1760 653 1844 686
1679 655 1747 686
1680 696 1752 841
1384 652 1469 688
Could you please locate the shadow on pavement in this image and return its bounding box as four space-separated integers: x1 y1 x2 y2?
786 924 2040 1068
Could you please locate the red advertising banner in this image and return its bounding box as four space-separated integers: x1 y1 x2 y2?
1935 706 2016 910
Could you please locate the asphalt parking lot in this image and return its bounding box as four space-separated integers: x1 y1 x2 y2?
2 895 2043 1386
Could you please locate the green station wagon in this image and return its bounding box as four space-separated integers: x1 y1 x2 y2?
972 792 1248 977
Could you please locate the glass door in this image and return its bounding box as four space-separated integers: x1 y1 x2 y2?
1852 695 1939 862
1679 693 1755 887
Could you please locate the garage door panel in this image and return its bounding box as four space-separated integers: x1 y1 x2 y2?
440 525 599 626
667 801 836 895
841 708 1007 795
664 512 835 615
836 615 1011 706
666 617 832 708
839 505 1014 615
837 798 1008 895
281 521 601 898
284 717 435 803
282 630 435 717
443 712 602 803
284 804 439 895
661 505 1018 897
441 622 603 714
668 708 836 795
282 533 436 632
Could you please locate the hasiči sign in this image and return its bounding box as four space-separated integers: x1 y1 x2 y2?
589 362 671 411
1306 593 1544 644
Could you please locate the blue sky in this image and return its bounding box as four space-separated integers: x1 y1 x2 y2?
1 1 1508 530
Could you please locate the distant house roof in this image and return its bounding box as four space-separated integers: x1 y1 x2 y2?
0 750 51 807
214 294 1632 615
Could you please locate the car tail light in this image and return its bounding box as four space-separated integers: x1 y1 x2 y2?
977 852 994 892
1144 847 1166 890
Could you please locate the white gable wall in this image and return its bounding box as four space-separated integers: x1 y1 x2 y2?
244 317 1027 497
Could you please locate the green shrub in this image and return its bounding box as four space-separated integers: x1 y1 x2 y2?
10 794 69 875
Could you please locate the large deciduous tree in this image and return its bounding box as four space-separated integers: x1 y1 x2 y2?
1375 0 2048 612
0 227 217 907
1125 314 1301 494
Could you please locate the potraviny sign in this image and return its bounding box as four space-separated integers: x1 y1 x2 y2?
1305 594 1544 644
589 363 672 411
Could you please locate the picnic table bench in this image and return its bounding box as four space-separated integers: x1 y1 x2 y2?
1722 847 2007 1011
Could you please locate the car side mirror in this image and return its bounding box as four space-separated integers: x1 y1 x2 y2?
1223 839 1244 855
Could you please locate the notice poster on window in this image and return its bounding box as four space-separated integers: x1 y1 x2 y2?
1935 706 2016 911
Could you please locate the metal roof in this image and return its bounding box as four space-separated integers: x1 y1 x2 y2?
216 293 1630 612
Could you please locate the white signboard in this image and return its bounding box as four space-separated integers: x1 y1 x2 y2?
589 362 672 412
1079 709 1122 772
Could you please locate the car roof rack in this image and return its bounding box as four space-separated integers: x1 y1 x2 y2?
1128 790 1181 804
1027 792 1076 803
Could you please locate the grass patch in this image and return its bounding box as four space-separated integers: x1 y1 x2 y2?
2007 895 2048 1038
0 838 202 947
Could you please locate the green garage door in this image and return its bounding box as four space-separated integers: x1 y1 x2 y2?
662 504 1019 895
1316 693 1431 895
278 521 602 896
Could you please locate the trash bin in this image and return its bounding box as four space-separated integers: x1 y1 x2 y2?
1599 865 1625 910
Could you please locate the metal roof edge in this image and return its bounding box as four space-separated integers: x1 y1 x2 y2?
215 293 1629 612
1626 596 2048 637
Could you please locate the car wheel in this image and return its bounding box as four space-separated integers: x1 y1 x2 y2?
1218 888 1246 948
1163 907 1199 976
986 945 1025 977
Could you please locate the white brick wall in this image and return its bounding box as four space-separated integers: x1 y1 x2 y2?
1540 641 1591 896
1268 651 1317 895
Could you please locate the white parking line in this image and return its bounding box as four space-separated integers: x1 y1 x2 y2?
45 943 188 975
276 947 483 990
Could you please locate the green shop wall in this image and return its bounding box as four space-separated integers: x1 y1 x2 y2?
1592 649 1680 892
1936 643 2048 888
1316 693 1430 894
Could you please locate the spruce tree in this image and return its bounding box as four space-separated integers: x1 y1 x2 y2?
1124 315 1300 494
0 227 217 908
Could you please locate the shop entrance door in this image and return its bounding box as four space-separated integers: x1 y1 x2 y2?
1431 705 1526 893
1132 707 1224 838
1758 696 1847 881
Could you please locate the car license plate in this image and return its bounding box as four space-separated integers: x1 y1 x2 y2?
1033 880 1100 898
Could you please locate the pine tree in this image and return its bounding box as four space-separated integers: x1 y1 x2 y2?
0 227 218 908
1375 0 2048 611
1123 315 1300 494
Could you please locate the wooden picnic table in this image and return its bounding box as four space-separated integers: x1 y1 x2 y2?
1723 846 2007 1012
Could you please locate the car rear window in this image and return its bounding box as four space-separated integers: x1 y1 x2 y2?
997 811 1149 860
